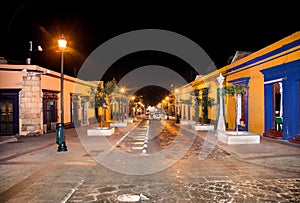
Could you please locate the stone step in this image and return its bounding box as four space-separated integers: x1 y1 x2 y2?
294 135 300 141
263 132 282 140
288 134 300 145
263 128 282 140
289 139 300 145
268 129 282 136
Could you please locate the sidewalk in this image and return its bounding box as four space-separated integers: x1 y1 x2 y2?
1 121 300 202
194 128 300 173
1 121 300 173
0 135 18 145
0 119 142 160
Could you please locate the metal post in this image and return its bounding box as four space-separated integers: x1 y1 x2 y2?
57 49 68 152
121 93 124 122
61 50 64 128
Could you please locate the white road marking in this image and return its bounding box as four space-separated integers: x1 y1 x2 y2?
61 179 84 203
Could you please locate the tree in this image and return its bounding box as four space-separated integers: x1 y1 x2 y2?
194 89 201 123
223 84 248 135
200 87 215 125
93 79 117 128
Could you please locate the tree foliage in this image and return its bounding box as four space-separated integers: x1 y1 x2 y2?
195 87 215 124
224 84 248 97
94 78 117 108
218 84 248 97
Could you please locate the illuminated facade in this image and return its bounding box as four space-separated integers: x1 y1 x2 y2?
178 31 300 142
0 65 98 136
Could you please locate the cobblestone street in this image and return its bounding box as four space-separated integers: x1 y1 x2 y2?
1 120 300 202
67 125 300 202
68 178 300 202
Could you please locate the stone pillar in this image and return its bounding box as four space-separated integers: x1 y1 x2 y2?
20 72 42 136
217 73 226 132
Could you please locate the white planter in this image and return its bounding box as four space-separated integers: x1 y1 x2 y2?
218 131 260 144
87 127 115 136
126 118 134 123
110 121 127 127
194 124 214 131
181 120 196 126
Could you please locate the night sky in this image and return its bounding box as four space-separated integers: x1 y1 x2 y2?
1 1 299 105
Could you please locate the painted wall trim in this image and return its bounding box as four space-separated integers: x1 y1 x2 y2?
226 39 300 74
264 78 286 85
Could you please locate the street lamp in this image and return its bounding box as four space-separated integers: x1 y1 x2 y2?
174 88 180 123
56 34 68 152
26 41 43 65
131 96 135 117
165 96 170 119
120 87 126 122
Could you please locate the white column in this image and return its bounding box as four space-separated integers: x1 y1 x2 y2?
279 82 283 118
217 73 226 132
237 94 242 125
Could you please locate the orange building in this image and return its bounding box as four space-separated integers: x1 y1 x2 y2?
0 65 98 136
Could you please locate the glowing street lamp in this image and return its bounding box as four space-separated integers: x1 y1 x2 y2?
56 34 68 152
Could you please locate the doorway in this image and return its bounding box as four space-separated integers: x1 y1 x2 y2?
0 90 20 135
43 91 58 132
273 82 283 132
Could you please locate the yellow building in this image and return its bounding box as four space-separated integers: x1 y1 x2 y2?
177 31 300 142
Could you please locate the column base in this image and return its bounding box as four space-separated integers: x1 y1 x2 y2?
57 142 68 152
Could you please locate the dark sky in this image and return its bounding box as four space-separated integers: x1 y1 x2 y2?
1 1 299 105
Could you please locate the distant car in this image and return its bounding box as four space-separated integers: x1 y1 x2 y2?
153 112 165 120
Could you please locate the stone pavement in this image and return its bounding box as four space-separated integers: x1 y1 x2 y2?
0 120 300 202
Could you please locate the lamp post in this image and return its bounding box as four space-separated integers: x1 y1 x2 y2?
174 88 180 123
166 96 169 120
131 96 135 118
56 34 68 152
120 87 125 122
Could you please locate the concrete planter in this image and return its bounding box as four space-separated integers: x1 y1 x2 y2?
181 120 196 126
126 118 134 123
194 124 214 131
218 131 260 144
87 127 115 136
110 121 127 128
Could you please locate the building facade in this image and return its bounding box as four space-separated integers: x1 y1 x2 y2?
0 65 98 136
177 31 300 142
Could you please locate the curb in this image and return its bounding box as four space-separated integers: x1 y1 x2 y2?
0 136 18 145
